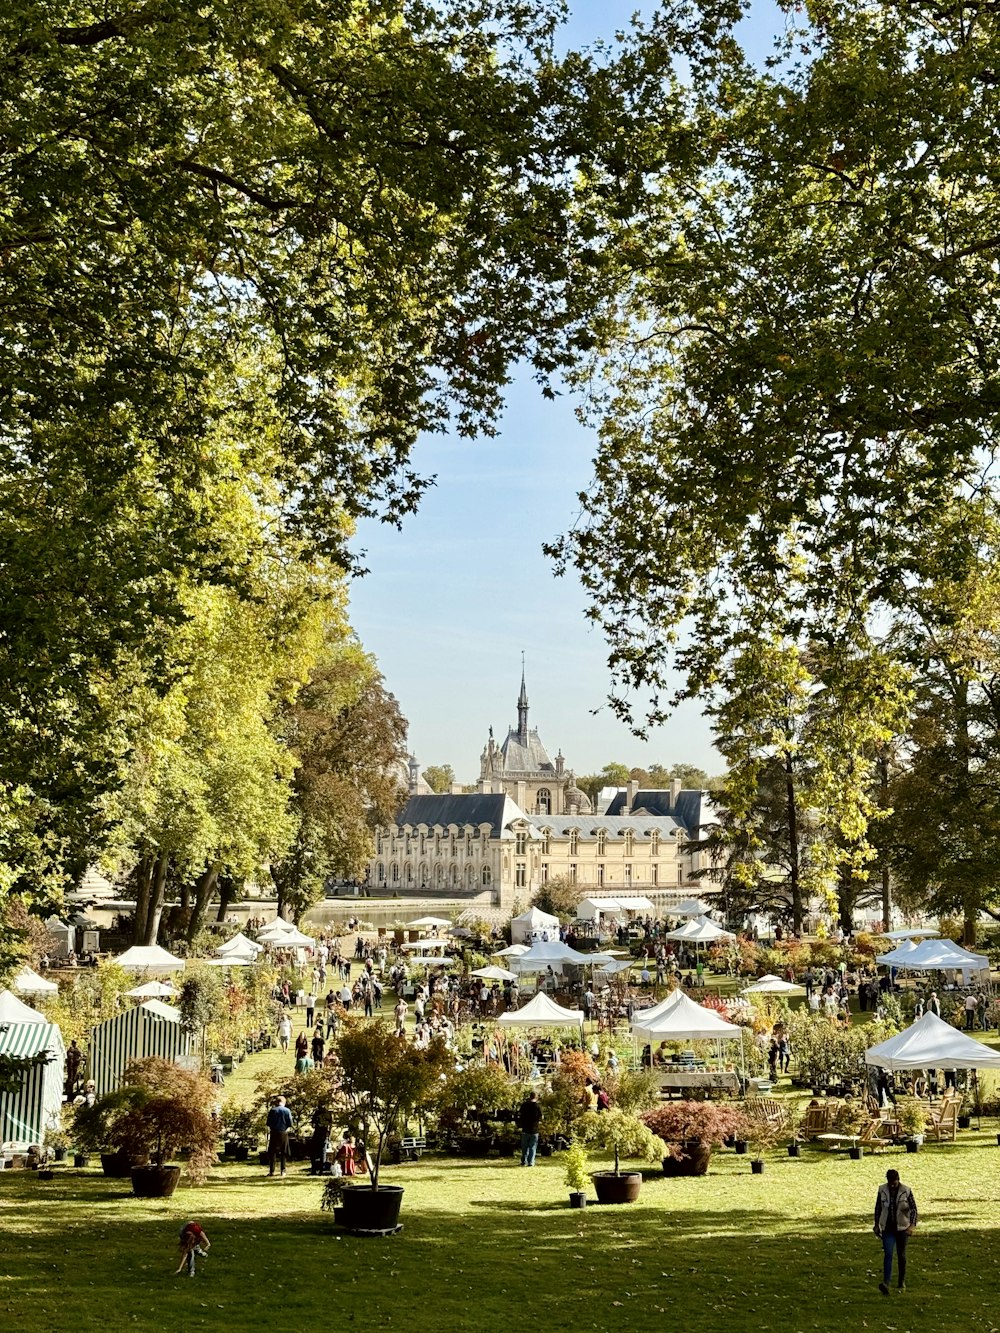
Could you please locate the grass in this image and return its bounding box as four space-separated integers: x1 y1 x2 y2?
5 1112 1000 1332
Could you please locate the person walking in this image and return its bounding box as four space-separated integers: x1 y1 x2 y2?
305 991 317 1028
266 1096 293 1177
964 992 978 1031
277 1013 292 1053
873 1168 918 1296
517 1090 542 1167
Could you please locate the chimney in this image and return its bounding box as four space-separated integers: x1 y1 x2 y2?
627 779 639 812
670 778 682 806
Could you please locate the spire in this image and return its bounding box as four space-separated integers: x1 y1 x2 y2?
517 653 529 743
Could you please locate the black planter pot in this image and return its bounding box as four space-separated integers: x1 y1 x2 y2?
458 1135 494 1158
340 1184 404 1234
733 1140 748 1155
905 1139 920 1153
73 1154 88 1169
53 1147 66 1162
228 1144 249 1162
750 1159 764 1175
958 1115 971 1129
787 1143 801 1158
38 1169 55 1180
568 1191 587 1209
848 1146 863 1160
661 1142 712 1177
101 1151 137 1178
130 1165 181 1198
592 1172 642 1204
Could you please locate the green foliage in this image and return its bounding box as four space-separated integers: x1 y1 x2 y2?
576 1108 662 1175
434 1066 522 1129
604 1068 659 1116
219 1100 263 1150
564 1139 590 1193
532 876 588 919
177 969 225 1036
422 765 456 795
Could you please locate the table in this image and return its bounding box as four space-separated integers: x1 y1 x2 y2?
656 1070 740 1097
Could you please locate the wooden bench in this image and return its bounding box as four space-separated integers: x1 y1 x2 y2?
399 1136 426 1160
744 1098 790 1131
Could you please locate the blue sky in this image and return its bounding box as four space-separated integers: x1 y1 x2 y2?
348 0 782 785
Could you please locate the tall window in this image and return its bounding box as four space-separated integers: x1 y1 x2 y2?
377 863 385 883
404 834 411 854
677 864 683 883
569 863 578 884
650 864 658 885
405 862 413 885
650 832 659 856
515 830 527 856
624 830 634 855
569 829 579 855
541 863 549 884
391 863 399 883
450 834 457 857
597 864 605 887
541 829 551 854
482 866 492 886
436 865 444 886
596 829 606 855
435 834 441 855
516 863 526 887
376 833 383 855
536 788 551 815
624 863 632 886
466 835 472 855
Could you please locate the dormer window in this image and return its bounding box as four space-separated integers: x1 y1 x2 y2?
569 829 579 855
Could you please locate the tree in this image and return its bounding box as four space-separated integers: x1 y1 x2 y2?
0 0 618 897
422 765 456 795
532 875 587 920
550 1 1000 745
271 653 407 921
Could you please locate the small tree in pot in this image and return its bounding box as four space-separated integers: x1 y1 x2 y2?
896 1097 927 1151
642 1101 750 1176
576 1109 662 1203
564 1139 590 1208
333 1019 449 1232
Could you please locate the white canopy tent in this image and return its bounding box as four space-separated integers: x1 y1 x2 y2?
493 944 530 959
0 989 46 1024
884 927 940 941
271 928 315 948
406 916 453 930
508 940 590 973
216 932 263 956
866 1011 1000 1071
597 958 638 976
497 992 583 1028
470 965 518 982
510 906 560 945
0 1017 65 1150
673 897 713 918
881 938 989 973
632 989 743 1042
743 976 805 995
665 915 735 944
88 1000 192 1097
205 956 252 967
879 939 919 967
125 980 178 999
13 967 58 996
113 944 186 972
575 896 655 922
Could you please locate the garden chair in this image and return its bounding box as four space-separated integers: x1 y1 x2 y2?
744 1098 789 1132
856 1118 891 1153
926 1096 959 1142
799 1103 835 1140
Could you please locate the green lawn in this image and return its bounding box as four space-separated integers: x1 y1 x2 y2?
4 1114 1000 1332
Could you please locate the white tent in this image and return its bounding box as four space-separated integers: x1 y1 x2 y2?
884 928 940 940
508 940 590 973
406 916 453 929
261 915 295 931
879 939 920 967
497 992 583 1028
596 958 637 976
743 977 804 995
866 1011 1000 1071
399 938 447 951
510 906 560 944
665 915 735 944
0 1018 65 1151
216 932 263 956
125 980 178 999
113 944 186 972
632 989 742 1041
882 939 989 972
630 988 685 1031
0 990 46 1024
272 928 315 948
13 967 57 996
576 896 655 922
470 965 518 982
205 956 252 967
673 897 712 917
493 944 530 958
88 1000 192 1097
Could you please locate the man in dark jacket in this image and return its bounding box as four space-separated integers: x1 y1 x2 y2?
517 1091 542 1167
266 1096 293 1177
874 1168 918 1295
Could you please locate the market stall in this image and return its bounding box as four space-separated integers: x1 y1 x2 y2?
88 999 192 1097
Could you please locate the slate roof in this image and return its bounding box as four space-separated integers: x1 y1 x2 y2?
395 793 526 836
602 790 717 836
499 726 555 774
524 815 684 838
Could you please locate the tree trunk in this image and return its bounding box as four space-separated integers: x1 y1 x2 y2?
784 750 803 933
133 857 154 944
187 864 220 942
216 877 234 922
142 852 170 946
877 752 892 930
955 682 978 946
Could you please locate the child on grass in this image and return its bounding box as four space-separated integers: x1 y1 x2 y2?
175 1221 211 1277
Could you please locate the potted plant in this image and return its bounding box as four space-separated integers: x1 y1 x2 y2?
576 1109 662 1203
748 1117 782 1173
835 1099 868 1159
220 1101 261 1162
72 1087 148 1177
642 1101 750 1177
45 1128 69 1163
333 1019 449 1234
957 1089 973 1131
896 1096 927 1152
785 1107 803 1158
564 1139 590 1208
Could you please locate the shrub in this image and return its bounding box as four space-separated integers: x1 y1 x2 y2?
576 1109 662 1175
564 1139 590 1193
642 1100 750 1160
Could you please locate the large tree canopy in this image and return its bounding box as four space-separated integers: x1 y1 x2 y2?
553 0 1000 724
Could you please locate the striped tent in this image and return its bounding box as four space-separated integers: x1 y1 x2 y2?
88 1001 192 1098
0 1020 65 1151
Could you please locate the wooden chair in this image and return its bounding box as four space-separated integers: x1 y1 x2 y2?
926 1096 959 1142
744 1098 790 1132
856 1117 891 1153
800 1103 837 1139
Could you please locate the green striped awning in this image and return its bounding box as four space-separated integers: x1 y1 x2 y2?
0 1021 57 1058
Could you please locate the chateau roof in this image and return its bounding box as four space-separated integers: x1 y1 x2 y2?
499 726 555 775
603 789 715 834
395 793 526 836
524 814 685 838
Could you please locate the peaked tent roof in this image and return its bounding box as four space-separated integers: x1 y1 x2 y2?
0 989 46 1023
511 906 559 928
492 944 530 958
216 932 263 956
406 916 453 929
125 980 178 998
13 967 58 995
884 927 940 940
497 992 583 1027
113 944 185 971
882 938 989 971
139 999 181 1021
866 1011 1000 1070
509 940 590 971
632 989 742 1041
665 915 734 943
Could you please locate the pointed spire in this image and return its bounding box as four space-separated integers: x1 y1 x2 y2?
517 653 529 743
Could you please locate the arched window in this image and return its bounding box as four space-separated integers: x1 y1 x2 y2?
377 862 385 883
482 866 492 886
391 863 399 883
596 829 607 856
466 863 476 885
650 832 660 856
569 829 579 855
436 865 444 886
624 830 634 855
536 788 551 815
541 828 551 854
450 863 458 886
404 862 413 885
